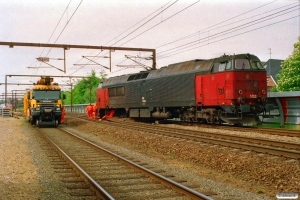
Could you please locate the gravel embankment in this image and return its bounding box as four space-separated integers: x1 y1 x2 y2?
0 116 81 200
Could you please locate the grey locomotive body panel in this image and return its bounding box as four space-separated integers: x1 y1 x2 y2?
102 59 215 109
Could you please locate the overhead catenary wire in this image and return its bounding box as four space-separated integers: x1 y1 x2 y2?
70 0 175 71
30 0 83 80
108 0 177 47
157 15 299 59
158 5 299 56
114 0 282 70
118 0 200 47
109 0 201 72
31 0 74 80
68 0 178 75
70 1 296 78
156 1 297 49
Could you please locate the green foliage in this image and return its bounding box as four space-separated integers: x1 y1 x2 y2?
257 189 264 194
275 37 300 91
62 70 107 105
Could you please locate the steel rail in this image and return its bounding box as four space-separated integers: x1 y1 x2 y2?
95 119 300 159
103 119 300 150
60 128 213 200
195 124 300 137
106 121 300 159
65 115 300 159
38 129 115 200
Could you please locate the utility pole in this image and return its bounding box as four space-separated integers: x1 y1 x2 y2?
268 48 272 60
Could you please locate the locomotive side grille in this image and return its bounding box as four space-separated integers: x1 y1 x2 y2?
126 82 141 103
146 74 195 106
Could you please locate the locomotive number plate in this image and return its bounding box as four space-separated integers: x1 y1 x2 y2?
249 94 257 98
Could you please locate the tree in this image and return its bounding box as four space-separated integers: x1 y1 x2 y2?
62 70 107 104
274 37 300 92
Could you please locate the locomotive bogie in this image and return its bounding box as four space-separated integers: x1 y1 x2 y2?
97 53 274 124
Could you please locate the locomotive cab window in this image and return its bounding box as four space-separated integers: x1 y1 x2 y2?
215 61 232 72
235 59 250 69
250 60 263 69
225 61 232 70
219 63 226 71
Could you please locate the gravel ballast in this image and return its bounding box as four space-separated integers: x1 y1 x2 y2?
1 115 299 199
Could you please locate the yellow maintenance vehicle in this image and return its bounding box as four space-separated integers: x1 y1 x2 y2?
24 76 65 127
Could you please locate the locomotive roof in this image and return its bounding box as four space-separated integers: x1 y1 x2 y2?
102 53 261 87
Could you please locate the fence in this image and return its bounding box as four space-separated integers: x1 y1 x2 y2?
64 104 88 114
0 108 11 117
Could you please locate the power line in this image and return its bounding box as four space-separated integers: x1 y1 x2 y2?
158 5 299 56
158 15 299 59
107 0 176 47
117 0 279 69
68 0 178 75
119 0 200 47
40 0 73 57
31 0 83 77
157 1 297 49
53 0 84 44
111 0 200 70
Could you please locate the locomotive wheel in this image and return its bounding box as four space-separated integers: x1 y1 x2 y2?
54 120 58 127
36 120 40 128
29 117 35 125
234 123 243 126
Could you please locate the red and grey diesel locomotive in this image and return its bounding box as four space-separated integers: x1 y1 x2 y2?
96 53 274 125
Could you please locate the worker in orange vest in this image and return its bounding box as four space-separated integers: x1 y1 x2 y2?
92 103 98 120
60 105 66 124
86 103 93 118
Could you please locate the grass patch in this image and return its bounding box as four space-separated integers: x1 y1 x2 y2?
257 189 264 194
169 152 175 157
93 132 98 136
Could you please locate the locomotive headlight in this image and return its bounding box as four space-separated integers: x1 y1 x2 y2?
238 90 243 95
261 90 266 94
257 98 261 103
237 97 245 104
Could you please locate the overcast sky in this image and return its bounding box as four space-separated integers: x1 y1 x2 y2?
0 0 298 95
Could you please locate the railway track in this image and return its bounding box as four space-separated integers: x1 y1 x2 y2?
195 124 300 137
67 114 300 159
101 119 300 159
68 112 300 137
37 127 213 200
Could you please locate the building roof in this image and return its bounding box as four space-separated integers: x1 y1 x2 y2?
263 59 284 83
267 75 277 87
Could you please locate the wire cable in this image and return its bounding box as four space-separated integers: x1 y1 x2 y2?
157 1 297 49
158 5 299 55
119 0 200 47
68 0 177 75
158 15 299 59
